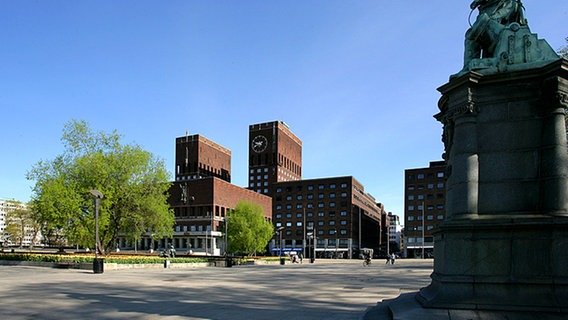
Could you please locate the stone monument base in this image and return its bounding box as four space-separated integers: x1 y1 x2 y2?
363 292 567 320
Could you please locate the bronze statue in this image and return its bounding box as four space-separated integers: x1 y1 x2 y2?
463 0 526 70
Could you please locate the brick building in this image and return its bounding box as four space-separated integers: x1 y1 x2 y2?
403 160 446 258
249 121 302 195
175 133 231 183
270 176 383 259
120 133 271 255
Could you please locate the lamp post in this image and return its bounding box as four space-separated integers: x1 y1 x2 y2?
89 190 104 274
421 201 425 259
276 226 284 265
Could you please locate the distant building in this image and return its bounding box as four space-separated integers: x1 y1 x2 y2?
403 161 446 258
175 134 231 183
387 212 403 254
0 199 40 247
271 176 383 259
119 133 271 255
248 121 302 195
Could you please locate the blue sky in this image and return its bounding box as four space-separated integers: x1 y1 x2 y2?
0 1 566 217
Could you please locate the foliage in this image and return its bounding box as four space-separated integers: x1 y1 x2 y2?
0 253 208 264
3 201 41 248
226 201 274 256
559 37 568 58
26 120 174 255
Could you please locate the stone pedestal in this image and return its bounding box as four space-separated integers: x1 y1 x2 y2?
366 59 568 319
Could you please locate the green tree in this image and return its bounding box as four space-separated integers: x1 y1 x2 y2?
4 200 40 248
226 201 274 256
559 37 568 58
27 120 174 255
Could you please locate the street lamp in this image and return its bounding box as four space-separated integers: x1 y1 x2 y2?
276 227 284 264
89 190 104 274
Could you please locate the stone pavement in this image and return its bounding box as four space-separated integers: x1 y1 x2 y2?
0 259 433 320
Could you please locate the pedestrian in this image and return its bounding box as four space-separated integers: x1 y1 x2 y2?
391 253 396 264
385 254 391 264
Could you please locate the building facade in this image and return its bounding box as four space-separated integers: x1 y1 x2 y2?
403 160 446 258
175 134 231 183
249 121 302 195
387 212 403 255
271 176 383 259
119 133 271 255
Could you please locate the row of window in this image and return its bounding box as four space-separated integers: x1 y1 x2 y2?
407 214 445 221
407 204 444 211
407 182 445 190
275 211 349 219
277 192 349 201
406 225 435 231
407 193 444 200
276 228 349 236
408 172 444 180
276 183 348 193
275 220 349 228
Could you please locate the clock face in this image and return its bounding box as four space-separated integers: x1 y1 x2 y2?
252 135 268 153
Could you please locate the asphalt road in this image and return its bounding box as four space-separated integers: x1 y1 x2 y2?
0 259 433 320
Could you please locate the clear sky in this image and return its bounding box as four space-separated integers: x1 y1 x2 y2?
0 1 566 217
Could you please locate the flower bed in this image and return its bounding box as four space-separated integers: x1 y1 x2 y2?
0 253 208 265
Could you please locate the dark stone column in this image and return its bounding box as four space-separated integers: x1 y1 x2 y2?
419 59 568 313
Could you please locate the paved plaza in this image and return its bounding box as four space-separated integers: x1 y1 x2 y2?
0 259 433 320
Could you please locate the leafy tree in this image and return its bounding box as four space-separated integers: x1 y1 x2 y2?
559 37 568 58
4 200 40 248
226 201 274 256
27 120 174 255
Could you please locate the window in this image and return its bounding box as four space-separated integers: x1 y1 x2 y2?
296 222 303 227
318 193 324 199
340 211 347 216
340 220 347 225
408 174 415 180
437 182 445 188
427 183 434 189
286 195 292 201
329 220 336 226
408 195 415 200
296 204 303 209
427 226 434 231
307 212 314 217
437 171 444 178
408 216 415 221
408 205 415 211
341 183 347 188
417 173 425 179
276 222 282 227
307 203 314 209
417 194 424 200
307 194 314 199
276 205 282 210
307 185 314 191
427 215 434 220
286 222 292 227
408 185 415 190
437 215 445 220
297 213 303 218
329 229 336 235
330 193 336 198
330 183 336 189
286 213 292 218
341 192 348 198
318 221 324 226
318 212 325 217
297 195 303 200
318 184 325 190
286 204 292 210
329 202 336 207
276 213 282 219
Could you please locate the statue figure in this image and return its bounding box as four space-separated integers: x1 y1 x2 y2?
452 0 558 78
180 182 188 204
463 0 526 70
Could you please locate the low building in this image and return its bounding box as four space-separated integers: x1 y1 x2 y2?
271 176 382 259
